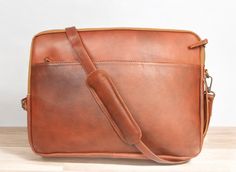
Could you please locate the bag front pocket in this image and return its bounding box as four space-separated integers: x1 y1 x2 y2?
29 61 202 158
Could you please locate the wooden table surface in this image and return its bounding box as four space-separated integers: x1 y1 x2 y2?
0 127 235 172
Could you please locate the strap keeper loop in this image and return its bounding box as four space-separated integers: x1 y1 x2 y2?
189 39 208 49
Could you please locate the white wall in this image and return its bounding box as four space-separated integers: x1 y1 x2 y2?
0 0 235 126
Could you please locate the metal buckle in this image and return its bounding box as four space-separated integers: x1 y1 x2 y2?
204 70 215 97
21 97 27 110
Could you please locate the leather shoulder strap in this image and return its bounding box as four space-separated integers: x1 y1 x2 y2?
65 27 205 164
65 27 96 74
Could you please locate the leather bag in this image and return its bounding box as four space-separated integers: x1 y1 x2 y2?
21 26 215 164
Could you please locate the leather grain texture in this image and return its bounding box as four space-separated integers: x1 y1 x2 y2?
24 27 214 163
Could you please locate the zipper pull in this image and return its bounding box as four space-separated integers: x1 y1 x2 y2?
44 57 53 63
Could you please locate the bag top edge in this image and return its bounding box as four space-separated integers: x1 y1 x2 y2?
34 27 201 40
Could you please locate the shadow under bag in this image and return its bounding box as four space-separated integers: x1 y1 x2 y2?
21 26 215 164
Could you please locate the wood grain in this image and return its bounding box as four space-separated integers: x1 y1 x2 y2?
0 127 235 172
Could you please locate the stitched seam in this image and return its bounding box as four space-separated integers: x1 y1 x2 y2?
32 61 201 68
33 152 192 158
45 57 194 64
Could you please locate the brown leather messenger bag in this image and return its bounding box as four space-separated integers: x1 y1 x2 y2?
21 26 215 164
